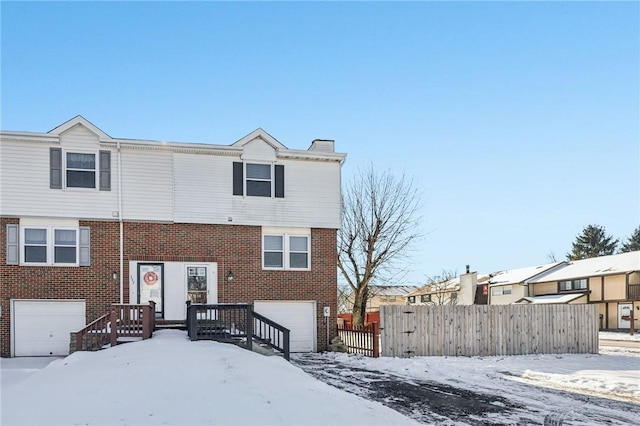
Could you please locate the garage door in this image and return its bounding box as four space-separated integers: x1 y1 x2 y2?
254 301 316 352
13 300 86 356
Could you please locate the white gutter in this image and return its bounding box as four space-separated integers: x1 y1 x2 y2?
117 141 124 304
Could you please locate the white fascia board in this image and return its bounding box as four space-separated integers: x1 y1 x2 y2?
277 149 347 163
111 138 243 156
1 131 59 144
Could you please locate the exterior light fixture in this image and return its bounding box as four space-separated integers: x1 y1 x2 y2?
227 270 235 283
112 271 118 281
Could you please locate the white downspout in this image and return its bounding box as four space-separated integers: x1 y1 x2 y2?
117 141 124 304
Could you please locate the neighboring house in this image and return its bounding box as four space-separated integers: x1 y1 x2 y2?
487 262 566 305
0 116 346 357
343 285 418 313
406 269 485 306
523 251 640 330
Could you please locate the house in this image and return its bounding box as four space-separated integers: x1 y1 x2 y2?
0 116 346 357
406 268 485 306
523 251 640 330
364 285 418 311
487 262 566 305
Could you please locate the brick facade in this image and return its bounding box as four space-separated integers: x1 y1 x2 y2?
1 219 337 356
0 218 120 357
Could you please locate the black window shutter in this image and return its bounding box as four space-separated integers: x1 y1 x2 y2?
233 162 244 196
50 148 62 189
99 150 111 191
275 165 285 198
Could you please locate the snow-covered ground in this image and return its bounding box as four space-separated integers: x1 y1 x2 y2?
1 331 417 426
1 330 638 425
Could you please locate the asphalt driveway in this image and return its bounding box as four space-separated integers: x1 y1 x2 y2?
291 353 640 426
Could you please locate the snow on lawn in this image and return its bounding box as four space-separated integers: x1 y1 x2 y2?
320 349 640 404
599 331 640 341
1 330 418 426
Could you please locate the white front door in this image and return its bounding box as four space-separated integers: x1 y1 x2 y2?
619 303 632 329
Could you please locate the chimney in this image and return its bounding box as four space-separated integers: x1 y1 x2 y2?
308 139 335 153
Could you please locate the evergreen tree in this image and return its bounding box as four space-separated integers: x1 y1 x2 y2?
567 224 618 260
620 226 640 253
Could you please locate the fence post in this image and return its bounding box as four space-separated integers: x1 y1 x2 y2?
631 308 635 336
149 301 156 332
188 304 197 340
283 329 290 361
110 309 118 346
142 305 151 339
245 306 253 351
372 322 380 358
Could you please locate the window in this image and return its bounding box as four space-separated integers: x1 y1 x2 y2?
24 228 47 263
13 225 90 266
262 233 309 270
492 287 503 296
559 279 588 292
420 294 431 303
388 295 396 302
233 162 284 198
503 286 512 295
50 148 110 190
66 153 96 188
408 296 416 303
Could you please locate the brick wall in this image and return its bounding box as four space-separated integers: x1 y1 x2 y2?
1 219 337 356
0 218 120 357
123 222 338 351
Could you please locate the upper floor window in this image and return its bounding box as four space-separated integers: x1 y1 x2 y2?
262 232 309 270
50 148 111 191
420 294 431 303
5 223 91 267
407 296 416 303
66 153 96 188
233 162 284 198
559 279 587 292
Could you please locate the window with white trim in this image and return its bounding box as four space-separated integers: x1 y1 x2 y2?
233 162 284 198
420 294 431 303
66 152 96 188
262 233 310 270
22 226 78 265
50 148 111 190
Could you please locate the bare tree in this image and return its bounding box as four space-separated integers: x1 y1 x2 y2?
421 270 458 306
338 165 422 327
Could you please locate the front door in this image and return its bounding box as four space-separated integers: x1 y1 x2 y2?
138 263 164 318
619 303 632 329
187 266 208 304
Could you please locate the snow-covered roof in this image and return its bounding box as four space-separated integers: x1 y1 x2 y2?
527 251 640 283
516 293 586 304
406 279 460 297
487 262 564 287
370 285 419 296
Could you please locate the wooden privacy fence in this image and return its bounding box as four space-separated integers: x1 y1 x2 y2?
337 323 380 357
380 304 599 357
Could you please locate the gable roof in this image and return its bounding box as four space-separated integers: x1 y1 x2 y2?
232 128 287 150
527 251 640 283
48 115 111 139
487 262 565 287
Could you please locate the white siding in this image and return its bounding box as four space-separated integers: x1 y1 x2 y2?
59 125 99 150
120 150 174 221
173 154 341 228
0 142 119 219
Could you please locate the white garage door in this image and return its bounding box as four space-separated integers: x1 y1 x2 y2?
254 301 316 352
13 300 86 356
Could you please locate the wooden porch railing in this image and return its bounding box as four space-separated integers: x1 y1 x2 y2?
75 302 156 352
187 303 290 361
337 322 380 357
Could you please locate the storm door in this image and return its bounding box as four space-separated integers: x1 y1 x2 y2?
187 266 208 304
138 263 164 318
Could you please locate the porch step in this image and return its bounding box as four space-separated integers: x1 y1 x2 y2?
155 320 187 331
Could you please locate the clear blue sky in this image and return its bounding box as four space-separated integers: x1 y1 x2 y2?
2 1 638 285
